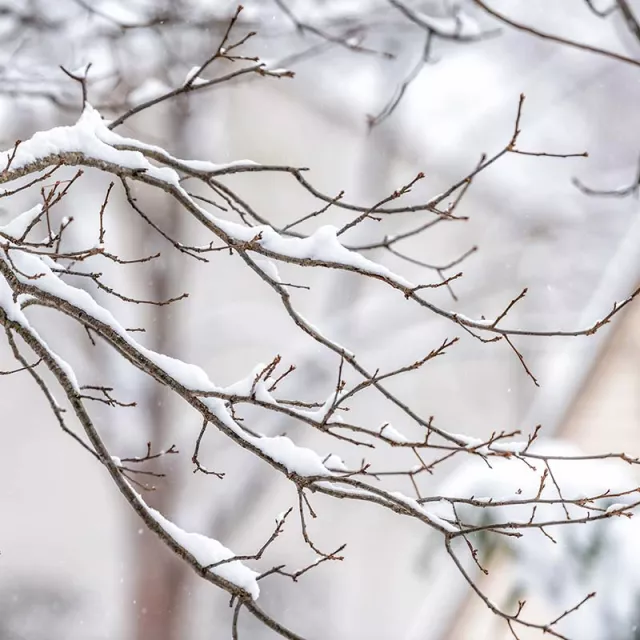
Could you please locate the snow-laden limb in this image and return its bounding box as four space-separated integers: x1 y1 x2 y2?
235 224 413 289
0 261 79 389
99 120 260 174
199 357 434 451
202 397 334 477
134 490 261 599
258 63 294 77
0 247 338 479
219 361 340 424
488 440 528 454
451 312 493 328
0 310 279 616
447 431 527 455
0 106 415 289
2 247 217 391
0 106 180 185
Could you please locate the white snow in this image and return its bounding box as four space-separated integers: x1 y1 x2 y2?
323 454 348 472
134 490 260 599
253 257 281 283
202 396 333 477
0 205 43 240
452 313 493 327
605 503 629 515
0 105 180 186
379 422 409 443
0 262 80 389
389 491 458 533
184 66 206 86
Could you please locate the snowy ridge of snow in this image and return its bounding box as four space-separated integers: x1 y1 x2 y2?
134 489 261 599
379 422 409 443
0 105 180 186
0 204 43 239
0 255 79 390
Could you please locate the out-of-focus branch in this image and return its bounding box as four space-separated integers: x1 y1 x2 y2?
473 0 640 68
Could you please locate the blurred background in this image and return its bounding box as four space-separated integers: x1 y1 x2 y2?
1 1 640 638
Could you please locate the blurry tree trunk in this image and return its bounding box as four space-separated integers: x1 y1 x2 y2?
132 97 192 640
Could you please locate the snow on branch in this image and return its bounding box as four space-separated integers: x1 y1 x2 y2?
133 489 261 600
